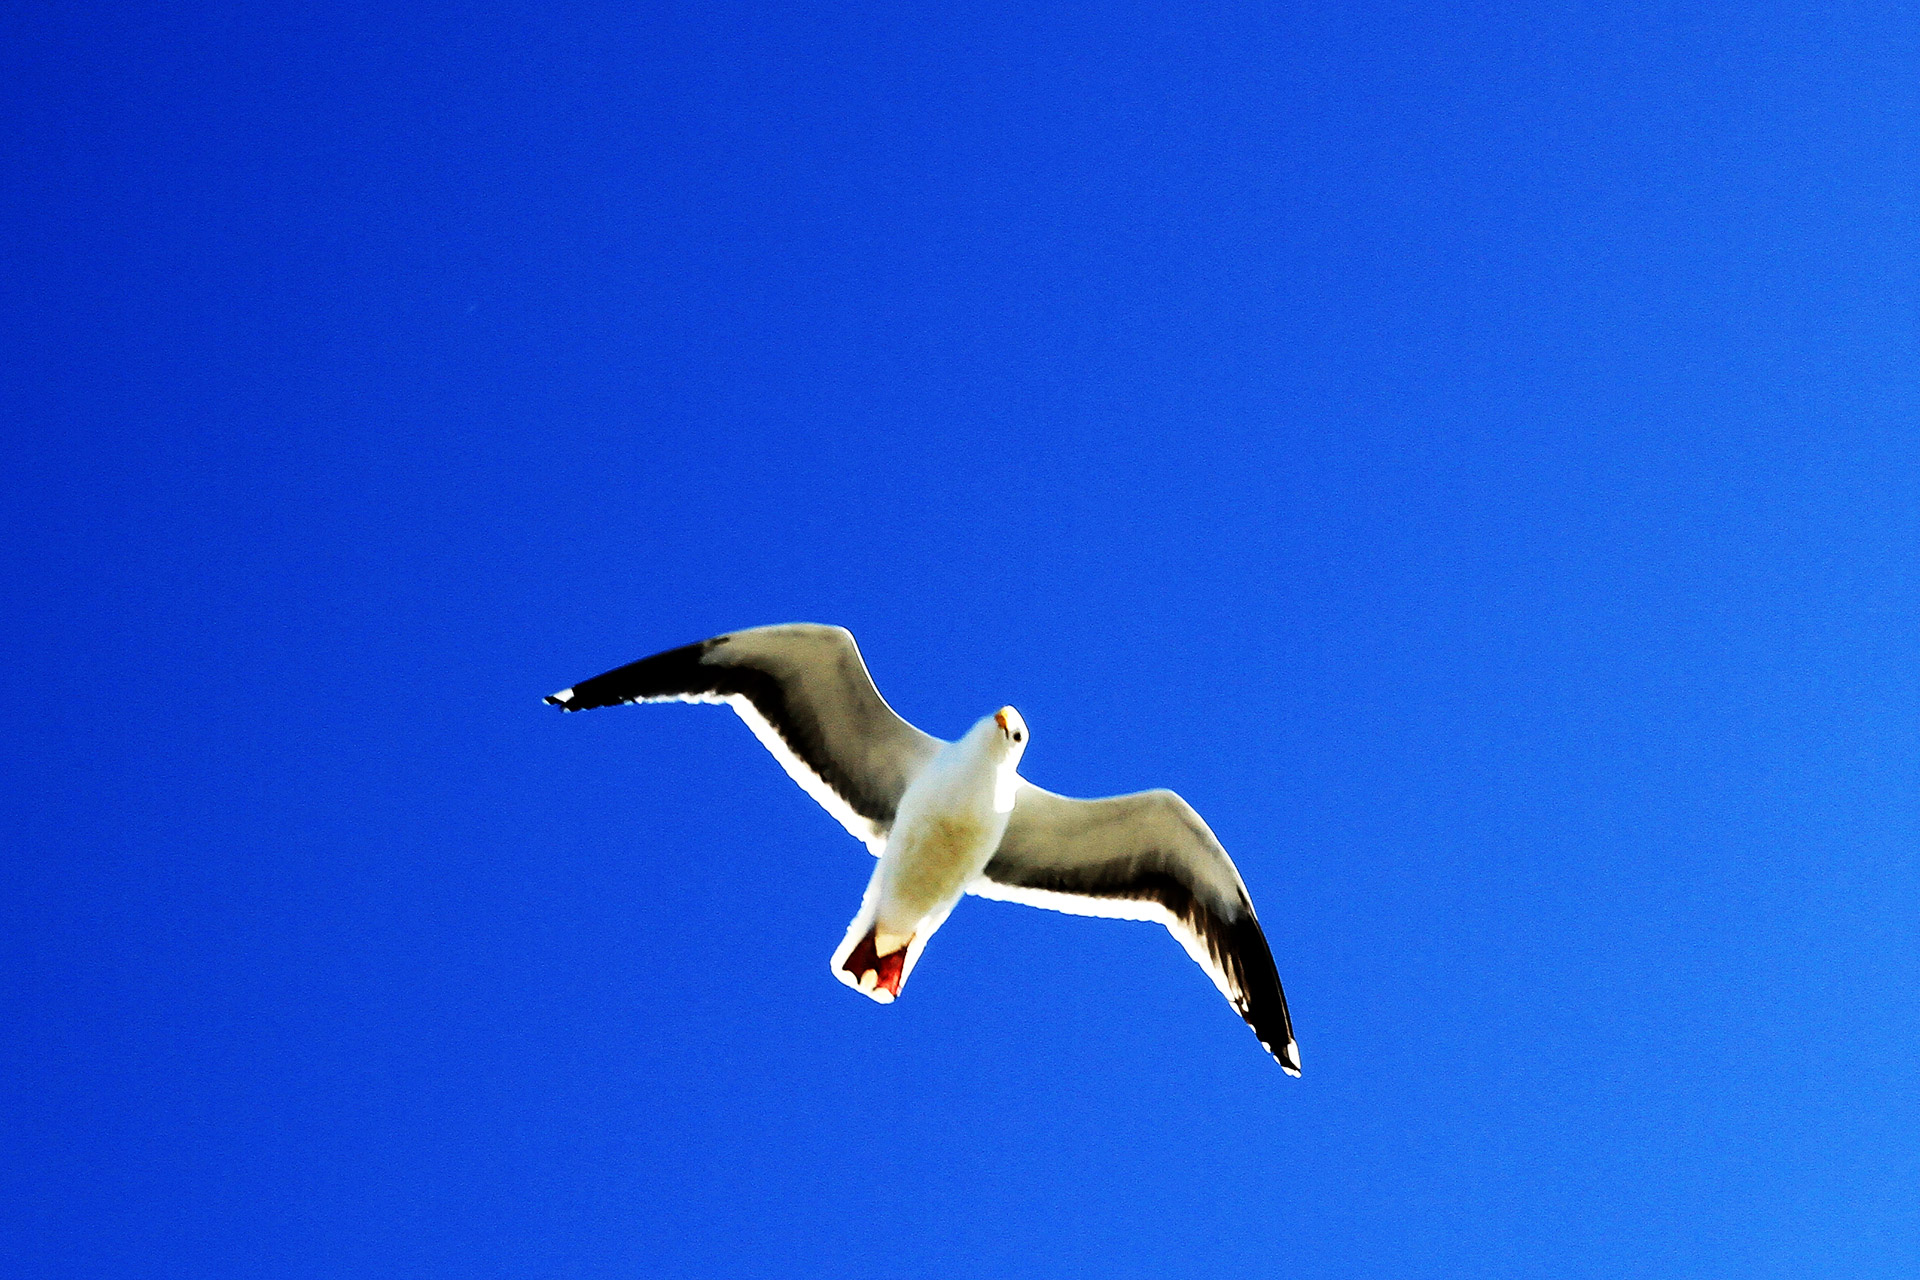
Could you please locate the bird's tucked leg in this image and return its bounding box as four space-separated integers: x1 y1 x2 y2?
839 925 911 1002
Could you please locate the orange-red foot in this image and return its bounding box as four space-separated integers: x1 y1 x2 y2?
841 926 908 1000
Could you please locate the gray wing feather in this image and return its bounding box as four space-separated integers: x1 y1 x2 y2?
546 624 944 853
972 784 1300 1074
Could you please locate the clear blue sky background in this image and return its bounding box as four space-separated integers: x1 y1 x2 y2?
5 3 1916 1276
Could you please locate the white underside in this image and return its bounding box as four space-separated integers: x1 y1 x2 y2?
829 722 1015 1002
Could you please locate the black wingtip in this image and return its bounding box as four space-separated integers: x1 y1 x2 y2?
544 688 577 709
1261 1035 1302 1076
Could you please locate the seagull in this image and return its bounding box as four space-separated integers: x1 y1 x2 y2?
545 623 1300 1074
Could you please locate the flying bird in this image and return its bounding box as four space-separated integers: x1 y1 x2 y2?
545 624 1300 1074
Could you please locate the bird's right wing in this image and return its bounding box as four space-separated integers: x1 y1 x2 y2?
546 624 945 854
971 783 1299 1074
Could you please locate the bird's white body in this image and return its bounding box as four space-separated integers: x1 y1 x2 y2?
832 709 1027 1000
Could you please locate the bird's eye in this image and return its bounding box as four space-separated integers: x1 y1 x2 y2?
1012 731 1023 742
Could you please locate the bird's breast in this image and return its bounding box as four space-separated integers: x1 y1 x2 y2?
878 805 1003 926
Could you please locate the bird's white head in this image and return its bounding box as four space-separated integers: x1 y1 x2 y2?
991 706 1029 762
987 706 1028 812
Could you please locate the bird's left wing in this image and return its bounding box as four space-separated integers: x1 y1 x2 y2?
969 783 1300 1074
546 624 944 854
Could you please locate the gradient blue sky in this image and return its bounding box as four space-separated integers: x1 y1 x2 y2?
6 3 1917 1276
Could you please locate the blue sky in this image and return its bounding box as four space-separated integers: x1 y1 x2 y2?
5 2 1916 1276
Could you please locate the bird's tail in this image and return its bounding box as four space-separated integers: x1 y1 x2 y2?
829 863 934 1003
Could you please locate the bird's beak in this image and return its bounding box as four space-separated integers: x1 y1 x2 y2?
994 710 1009 734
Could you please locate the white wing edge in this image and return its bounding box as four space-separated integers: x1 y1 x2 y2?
966 876 1301 1076
623 691 888 853
607 690 889 855
725 694 889 855
965 878 1233 1005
